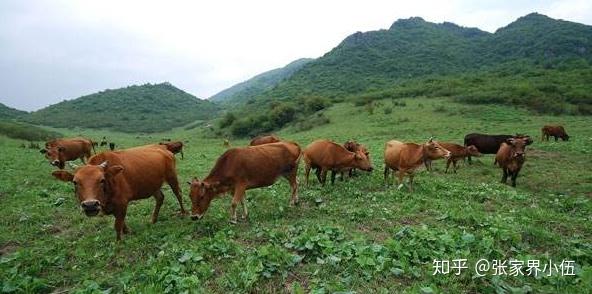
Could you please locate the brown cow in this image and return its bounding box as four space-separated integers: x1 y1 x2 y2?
51 146 186 240
438 143 482 173
41 138 95 169
160 141 184 159
495 137 529 187
188 141 301 223
334 140 371 179
383 138 450 192
541 125 569 141
303 139 373 186
249 135 281 146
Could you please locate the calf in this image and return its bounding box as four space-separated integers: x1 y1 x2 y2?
335 140 371 179
188 141 301 223
303 139 373 185
160 141 184 159
384 138 450 192
541 125 569 141
439 143 482 173
495 137 529 187
249 135 281 146
41 138 95 169
51 146 186 240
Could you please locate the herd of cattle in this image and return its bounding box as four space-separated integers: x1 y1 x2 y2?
37 125 569 240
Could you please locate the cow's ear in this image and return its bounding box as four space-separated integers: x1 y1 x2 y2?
39 149 47 154
58 146 66 152
52 170 74 182
106 165 124 177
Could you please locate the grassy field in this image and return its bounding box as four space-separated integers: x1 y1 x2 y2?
1 98 591 293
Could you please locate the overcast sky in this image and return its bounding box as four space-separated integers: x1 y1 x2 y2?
1 0 591 111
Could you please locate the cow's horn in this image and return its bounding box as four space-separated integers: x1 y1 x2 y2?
98 161 108 168
428 136 434 142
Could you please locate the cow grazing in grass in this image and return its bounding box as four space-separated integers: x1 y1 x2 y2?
303 139 373 186
495 137 530 187
41 138 95 169
464 133 532 163
438 143 482 173
188 141 301 223
160 141 184 159
51 146 186 240
333 140 371 179
541 125 569 142
384 138 450 192
249 135 281 146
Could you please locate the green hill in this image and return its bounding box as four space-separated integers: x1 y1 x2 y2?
209 58 313 104
265 13 592 100
24 83 219 133
219 13 592 137
0 102 27 119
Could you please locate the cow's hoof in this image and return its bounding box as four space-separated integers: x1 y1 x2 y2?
229 219 238 225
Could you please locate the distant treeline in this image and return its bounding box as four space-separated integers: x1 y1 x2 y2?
0 121 62 142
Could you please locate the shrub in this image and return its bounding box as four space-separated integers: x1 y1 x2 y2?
383 107 393 114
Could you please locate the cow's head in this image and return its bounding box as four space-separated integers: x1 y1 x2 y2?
188 178 219 220
466 145 482 157
562 133 570 141
505 138 528 159
424 138 451 159
514 134 533 146
51 161 123 217
43 146 66 169
352 150 373 172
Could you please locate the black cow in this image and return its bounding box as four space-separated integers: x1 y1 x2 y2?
464 133 532 163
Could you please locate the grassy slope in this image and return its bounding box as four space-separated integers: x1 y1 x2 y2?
0 98 591 293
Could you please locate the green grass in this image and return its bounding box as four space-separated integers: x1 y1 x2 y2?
1 98 590 293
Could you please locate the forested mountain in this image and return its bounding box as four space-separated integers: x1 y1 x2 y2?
218 13 592 137
25 83 218 133
0 103 27 119
210 58 313 104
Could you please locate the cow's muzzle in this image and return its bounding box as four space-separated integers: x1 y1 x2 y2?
81 200 101 217
51 160 60 166
514 152 525 158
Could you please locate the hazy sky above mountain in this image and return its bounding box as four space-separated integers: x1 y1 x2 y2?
1 0 591 111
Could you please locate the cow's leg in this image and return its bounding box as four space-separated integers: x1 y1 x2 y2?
230 184 247 224
554 136 558 142
424 159 431 171
114 205 128 241
240 200 248 220
396 170 405 190
330 170 336 185
445 159 452 173
383 164 390 184
501 168 508 184
166 173 187 215
285 170 299 206
151 189 164 224
315 168 323 184
304 164 311 186
180 150 184 160
511 169 520 187
467 155 472 164
320 169 328 185
452 159 458 173
408 172 415 192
